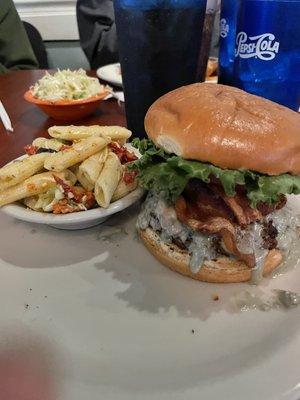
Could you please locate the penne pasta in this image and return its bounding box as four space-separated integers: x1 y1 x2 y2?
94 152 122 208
111 176 138 202
0 170 76 207
44 136 110 172
77 147 109 190
48 125 131 144
32 137 65 152
0 153 49 191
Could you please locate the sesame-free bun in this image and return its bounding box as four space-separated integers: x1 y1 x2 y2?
144 83 300 176
139 228 283 283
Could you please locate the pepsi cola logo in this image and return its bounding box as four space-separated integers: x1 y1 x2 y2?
235 32 280 61
220 18 229 39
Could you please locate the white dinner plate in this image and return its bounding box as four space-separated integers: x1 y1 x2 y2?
97 63 123 87
97 62 217 88
0 196 299 399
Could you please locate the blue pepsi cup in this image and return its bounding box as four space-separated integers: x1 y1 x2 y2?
218 0 242 85
233 0 300 111
114 0 207 137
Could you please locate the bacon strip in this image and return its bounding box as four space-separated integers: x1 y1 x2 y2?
174 179 286 268
209 183 262 226
175 195 255 268
221 229 255 267
184 180 235 222
257 194 287 215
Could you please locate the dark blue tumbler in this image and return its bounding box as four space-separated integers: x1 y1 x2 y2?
114 0 208 137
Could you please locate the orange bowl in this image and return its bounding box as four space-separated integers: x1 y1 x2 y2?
24 90 109 121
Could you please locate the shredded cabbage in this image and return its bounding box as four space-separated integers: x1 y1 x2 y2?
31 69 105 101
32 187 64 212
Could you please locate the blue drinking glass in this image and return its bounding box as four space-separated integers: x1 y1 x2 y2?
233 0 300 111
114 0 208 137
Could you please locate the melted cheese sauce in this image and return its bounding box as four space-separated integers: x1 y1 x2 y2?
137 193 217 273
137 193 300 282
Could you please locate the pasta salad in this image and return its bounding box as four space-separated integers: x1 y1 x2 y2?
0 125 139 214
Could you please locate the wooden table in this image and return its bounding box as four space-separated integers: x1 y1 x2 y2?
0 70 126 167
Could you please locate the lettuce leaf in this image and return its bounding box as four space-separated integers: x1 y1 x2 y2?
247 174 300 206
130 139 300 207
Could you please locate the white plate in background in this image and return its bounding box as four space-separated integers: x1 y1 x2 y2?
97 63 123 87
97 62 218 88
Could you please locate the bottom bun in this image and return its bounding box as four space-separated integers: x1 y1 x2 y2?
139 228 283 283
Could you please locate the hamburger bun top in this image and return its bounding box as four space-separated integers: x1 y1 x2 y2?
144 83 300 175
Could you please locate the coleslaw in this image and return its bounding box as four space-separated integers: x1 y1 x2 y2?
31 69 106 101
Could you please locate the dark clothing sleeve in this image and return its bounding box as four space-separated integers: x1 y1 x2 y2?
0 0 38 74
76 0 119 69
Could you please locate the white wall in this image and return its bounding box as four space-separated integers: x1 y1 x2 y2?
14 0 79 40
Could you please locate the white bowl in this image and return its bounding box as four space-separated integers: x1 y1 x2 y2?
1 187 144 230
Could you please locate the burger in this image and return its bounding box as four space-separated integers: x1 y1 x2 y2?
130 83 300 284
